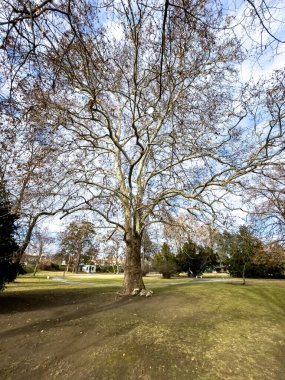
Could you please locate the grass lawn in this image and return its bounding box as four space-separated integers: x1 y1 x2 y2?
0 273 285 380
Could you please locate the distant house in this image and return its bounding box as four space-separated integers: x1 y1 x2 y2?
79 264 96 273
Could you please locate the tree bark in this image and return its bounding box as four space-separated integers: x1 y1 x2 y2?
123 234 145 294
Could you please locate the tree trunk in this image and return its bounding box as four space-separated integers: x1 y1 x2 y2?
75 250 81 273
63 253 71 278
66 254 71 273
242 263 246 285
123 234 145 294
33 241 43 276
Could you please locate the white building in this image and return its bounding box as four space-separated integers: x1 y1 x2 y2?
79 264 96 273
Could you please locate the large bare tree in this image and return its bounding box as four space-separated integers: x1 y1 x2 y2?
1 0 284 294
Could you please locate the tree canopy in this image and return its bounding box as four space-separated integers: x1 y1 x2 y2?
0 0 284 293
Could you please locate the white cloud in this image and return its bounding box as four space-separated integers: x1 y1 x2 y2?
106 20 124 41
41 214 67 235
240 43 285 83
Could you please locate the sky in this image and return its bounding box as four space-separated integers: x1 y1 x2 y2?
231 0 285 81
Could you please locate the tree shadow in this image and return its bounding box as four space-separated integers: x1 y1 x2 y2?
0 284 120 313
0 283 149 341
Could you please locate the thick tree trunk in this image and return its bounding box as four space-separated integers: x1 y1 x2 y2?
123 234 145 294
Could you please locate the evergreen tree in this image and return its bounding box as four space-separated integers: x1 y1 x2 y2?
176 239 218 277
152 243 177 279
225 226 262 284
0 179 21 291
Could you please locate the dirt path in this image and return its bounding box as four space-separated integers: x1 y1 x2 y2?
51 276 240 287
52 277 118 286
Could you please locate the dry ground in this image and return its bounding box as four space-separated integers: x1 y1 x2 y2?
0 274 285 380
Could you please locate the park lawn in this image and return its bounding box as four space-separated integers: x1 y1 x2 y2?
0 274 284 380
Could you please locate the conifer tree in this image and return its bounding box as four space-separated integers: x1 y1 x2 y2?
0 178 21 291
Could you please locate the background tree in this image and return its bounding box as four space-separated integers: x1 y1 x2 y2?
214 230 236 272
251 243 285 279
176 239 218 277
226 226 263 284
59 221 96 273
28 227 54 276
163 214 216 254
247 165 285 246
215 227 285 280
103 231 124 274
141 229 159 275
0 177 22 290
83 245 99 266
152 243 177 279
0 104 72 266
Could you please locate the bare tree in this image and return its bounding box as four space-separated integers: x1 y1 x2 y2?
238 70 285 244
163 213 214 253
59 220 96 273
242 0 285 51
1 1 284 294
22 1 283 294
248 165 285 245
103 231 124 274
252 241 285 273
28 227 53 276
0 102 72 263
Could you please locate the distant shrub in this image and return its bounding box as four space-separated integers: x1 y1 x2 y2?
96 265 116 273
23 264 35 274
96 265 124 273
244 263 285 279
38 261 60 271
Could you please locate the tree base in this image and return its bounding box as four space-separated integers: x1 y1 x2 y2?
131 288 153 297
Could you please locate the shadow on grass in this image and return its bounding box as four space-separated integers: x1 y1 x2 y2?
0 282 151 340
0 284 122 313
